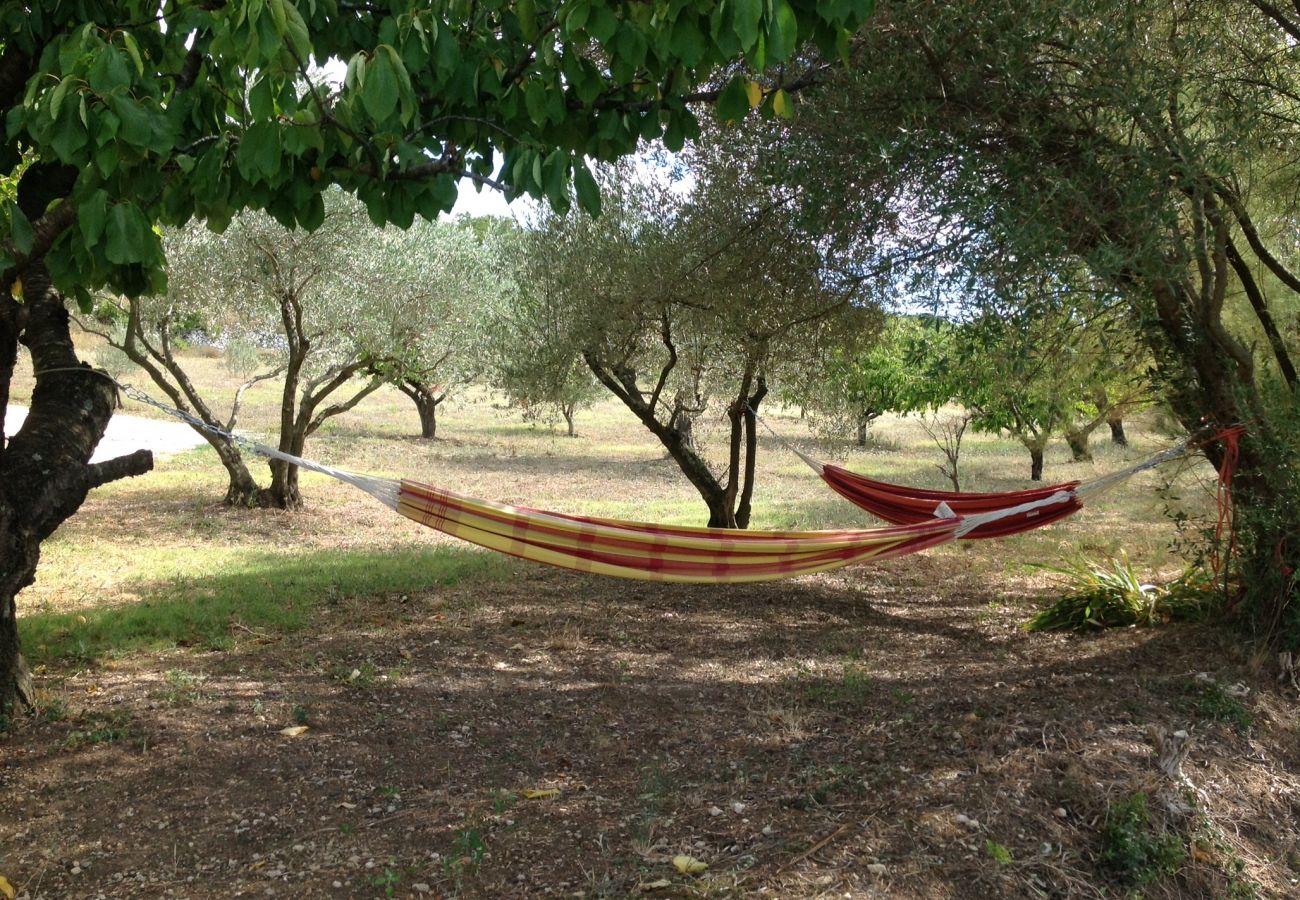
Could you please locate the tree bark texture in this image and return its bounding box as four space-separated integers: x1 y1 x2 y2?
0 265 153 710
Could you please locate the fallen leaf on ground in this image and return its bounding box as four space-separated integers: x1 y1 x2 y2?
672 855 708 875
279 725 309 737
519 788 560 799
637 878 672 891
0 875 15 900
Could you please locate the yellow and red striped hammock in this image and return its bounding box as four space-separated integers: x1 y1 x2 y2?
391 480 959 584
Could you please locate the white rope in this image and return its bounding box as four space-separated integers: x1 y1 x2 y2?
751 409 824 474
115 381 402 510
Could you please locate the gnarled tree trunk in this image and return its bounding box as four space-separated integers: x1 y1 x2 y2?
1 265 152 711
397 379 442 439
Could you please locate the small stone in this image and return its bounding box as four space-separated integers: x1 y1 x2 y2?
708 806 723 817
731 801 747 814
413 884 431 893
71 866 83 875
1054 807 1067 818
867 863 887 876
761 825 774 836
332 882 342 889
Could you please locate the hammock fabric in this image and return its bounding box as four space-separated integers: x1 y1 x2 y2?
819 465 1084 540
394 480 960 584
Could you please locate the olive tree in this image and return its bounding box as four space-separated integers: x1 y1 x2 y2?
366 219 513 439
527 149 876 527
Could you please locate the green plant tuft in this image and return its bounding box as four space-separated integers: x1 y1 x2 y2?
1100 792 1185 887
1024 555 1217 632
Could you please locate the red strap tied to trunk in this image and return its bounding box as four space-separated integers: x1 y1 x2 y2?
1207 425 1245 576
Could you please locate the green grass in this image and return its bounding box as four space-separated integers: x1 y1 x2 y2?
23 545 510 664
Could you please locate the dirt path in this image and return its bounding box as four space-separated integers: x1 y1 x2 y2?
4 406 207 463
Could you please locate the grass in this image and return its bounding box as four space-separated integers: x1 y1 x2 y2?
23 545 509 664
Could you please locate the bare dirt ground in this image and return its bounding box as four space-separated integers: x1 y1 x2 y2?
3 555 1297 898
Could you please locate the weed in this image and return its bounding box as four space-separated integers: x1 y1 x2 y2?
369 865 401 897
1025 555 1217 632
1194 682 1252 733
160 668 207 704
1100 792 1185 887
802 663 875 705
445 827 486 873
339 823 355 835
36 695 69 724
334 661 381 688
291 704 310 726
490 787 517 815
985 840 1013 865
64 710 134 751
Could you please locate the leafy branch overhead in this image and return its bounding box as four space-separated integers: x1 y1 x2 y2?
0 0 873 304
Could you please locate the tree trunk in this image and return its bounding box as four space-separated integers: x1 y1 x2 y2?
1030 446 1044 481
265 457 303 510
585 355 730 528
856 418 868 447
562 402 576 437
0 533 40 716
676 413 695 451
398 380 441 439
1064 430 1093 462
1 263 153 710
1108 416 1128 446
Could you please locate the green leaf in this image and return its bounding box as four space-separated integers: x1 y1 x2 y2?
104 202 153 265
517 0 538 41
78 189 109 247
87 48 132 95
299 191 326 231
49 76 74 120
50 107 88 162
732 0 762 49
587 6 618 42
768 0 799 63
249 76 276 120
716 77 750 123
73 285 95 314
361 48 400 121
670 14 707 67
525 79 549 124
235 122 283 182
574 163 600 216
7 202 33 254
121 32 145 76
